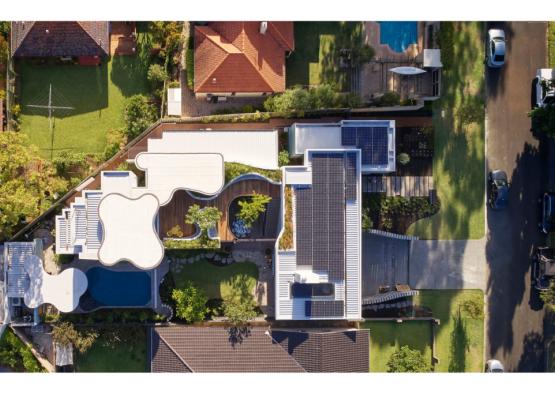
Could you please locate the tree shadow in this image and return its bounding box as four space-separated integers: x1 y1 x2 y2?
448 309 469 372
486 142 543 358
222 274 255 303
516 331 545 372
227 326 251 348
110 55 149 98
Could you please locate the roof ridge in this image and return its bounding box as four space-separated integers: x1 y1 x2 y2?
155 329 196 372
76 22 107 52
11 22 35 55
268 22 293 51
268 328 307 372
195 27 232 90
239 25 278 92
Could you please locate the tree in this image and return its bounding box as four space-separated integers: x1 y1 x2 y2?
0 132 68 240
540 279 555 306
386 345 432 372
263 87 312 113
278 150 290 167
51 322 98 354
185 204 222 237
147 63 169 86
123 95 158 139
171 283 209 323
237 193 272 229
309 84 337 109
351 44 375 65
222 275 258 326
0 329 42 372
529 105 555 137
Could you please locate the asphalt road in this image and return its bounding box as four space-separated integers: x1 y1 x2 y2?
485 21 549 372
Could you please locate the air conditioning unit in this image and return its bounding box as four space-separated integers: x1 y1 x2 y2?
260 22 268 34
11 297 21 306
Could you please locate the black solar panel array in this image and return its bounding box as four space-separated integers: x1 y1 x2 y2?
341 126 389 166
345 152 357 201
304 300 345 318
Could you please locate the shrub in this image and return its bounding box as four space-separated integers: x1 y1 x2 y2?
104 127 128 160
264 87 311 112
278 150 290 167
172 283 209 323
378 91 401 107
123 95 158 139
163 237 220 250
166 224 184 238
224 162 282 183
10 104 22 131
52 151 88 176
352 44 375 65
397 153 411 166
540 279 555 306
53 254 74 265
186 46 194 90
387 345 432 372
362 207 373 231
147 63 169 87
168 80 181 88
278 186 294 250
437 22 454 70
309 84 337 109
237 193 272 229
529 105 555 137
460 297 484 319
222 276 258 326
0 330 42 372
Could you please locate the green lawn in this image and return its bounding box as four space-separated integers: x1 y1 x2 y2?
286 22 362 90
362 320 433 372
548 22 555 68
19 32 151 159
75 328 147 372
415 290 484 372
171 260 259 300
408 22 485 240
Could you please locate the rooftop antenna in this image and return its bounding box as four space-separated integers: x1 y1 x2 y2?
26 84 74 160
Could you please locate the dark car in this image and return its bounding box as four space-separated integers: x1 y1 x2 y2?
541 193 555 234
532 247 555 291
488 170 509 210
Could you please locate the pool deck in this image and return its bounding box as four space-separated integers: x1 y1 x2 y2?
361 22 436 101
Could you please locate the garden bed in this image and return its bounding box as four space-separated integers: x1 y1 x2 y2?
363 193 440 234
395 126 434 176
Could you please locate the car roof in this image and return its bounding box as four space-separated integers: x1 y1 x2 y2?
491 170 508 180
489 29 505 39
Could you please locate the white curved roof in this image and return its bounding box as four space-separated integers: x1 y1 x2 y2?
98 193 164 270
23 255 87 313
147 130 279 170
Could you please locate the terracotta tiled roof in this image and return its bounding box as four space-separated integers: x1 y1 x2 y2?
149 326 306 373
271 329 370 372
11 21 109 57
194 22 294 94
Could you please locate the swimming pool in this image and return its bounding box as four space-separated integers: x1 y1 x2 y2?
378 22 418 53
84 267 151 308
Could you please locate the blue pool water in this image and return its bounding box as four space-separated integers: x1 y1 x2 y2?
85 267 151 307
378 22 418 53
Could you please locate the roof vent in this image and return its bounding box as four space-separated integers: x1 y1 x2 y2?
259 22 268 35
45 29 50 34
211 77 217 84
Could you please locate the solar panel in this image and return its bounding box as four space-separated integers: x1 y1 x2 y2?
341 126 389 166
305 300 344 318
341 127 357 146
345 152 357 200
291 283 335 298
295 187 313 266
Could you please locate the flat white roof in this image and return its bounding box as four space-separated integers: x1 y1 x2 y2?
134 152 224 204
290 124 342 156
167 87 182 117
148 130 279 170
24 255 87 313
98 193 164 270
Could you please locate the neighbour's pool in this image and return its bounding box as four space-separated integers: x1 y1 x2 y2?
85 267 151 307
378 22 418 53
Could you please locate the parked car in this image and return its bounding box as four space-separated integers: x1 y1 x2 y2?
534 69 555 108
485 359 504 372
533 247 555 291
540 193 555 234
486 29 506 68
488 170 509 210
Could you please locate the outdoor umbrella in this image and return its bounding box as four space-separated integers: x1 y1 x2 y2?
389 66 427 75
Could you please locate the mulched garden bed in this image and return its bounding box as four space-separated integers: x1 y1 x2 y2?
395 126 434 176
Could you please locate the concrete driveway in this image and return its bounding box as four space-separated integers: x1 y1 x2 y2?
485 21 548 372
409 239 486 291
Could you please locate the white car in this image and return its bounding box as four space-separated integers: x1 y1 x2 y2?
486 29 506 68
485 359 505 372
534 69 555 108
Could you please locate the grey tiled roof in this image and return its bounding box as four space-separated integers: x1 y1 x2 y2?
11 21 109 57
149 326 305 373
271 329 370 372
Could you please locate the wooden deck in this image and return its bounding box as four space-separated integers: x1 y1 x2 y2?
158 179 281 242
363 175 434 197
